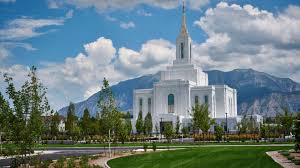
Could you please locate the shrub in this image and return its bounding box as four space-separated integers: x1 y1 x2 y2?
143 144 148 152
55 156 65 168
295 143 300 152
80 155 89 168
67 158 76 168
152 142 157 152
287 155 295 160
41 160 52 168
293 159 300 165
281 151 290 157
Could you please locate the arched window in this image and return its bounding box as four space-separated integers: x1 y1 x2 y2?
168 94 174 113
181 43 184 59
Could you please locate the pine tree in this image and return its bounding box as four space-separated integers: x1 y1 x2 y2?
136 111 144 135
144 112 153 136
66 102 76 136
51 112 60 136
82 108 91 136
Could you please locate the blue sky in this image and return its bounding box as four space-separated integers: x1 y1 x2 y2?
1 0 300 110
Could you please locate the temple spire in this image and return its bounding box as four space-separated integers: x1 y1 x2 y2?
180 0 188 36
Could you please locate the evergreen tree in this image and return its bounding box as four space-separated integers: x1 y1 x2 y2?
144 112 153 136
136 111 144 135
175 116 180 135
276 108 294 138
82 108 91 136
66 102 76 136
50 112 60 136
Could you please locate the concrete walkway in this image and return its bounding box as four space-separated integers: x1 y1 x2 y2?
267 151 300 168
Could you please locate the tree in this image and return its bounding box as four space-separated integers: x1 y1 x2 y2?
144 112 153 136
191 103 214 138
164 123 174 143
276 108 294 138
66 102 76 136
82 108 91 136
214 125 224 142
50 112 60 136
294 112 300 152
3 66 50 165
98 78 122 137
136 111 144 135
175 116 180 135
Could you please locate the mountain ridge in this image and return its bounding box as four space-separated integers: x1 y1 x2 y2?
58 68 300 117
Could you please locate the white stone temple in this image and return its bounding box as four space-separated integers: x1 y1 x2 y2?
132 3 240 133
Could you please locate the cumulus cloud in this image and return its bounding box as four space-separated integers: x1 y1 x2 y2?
119 21 135 29
48 0 209 11
0 37 174 110
192 2 300 82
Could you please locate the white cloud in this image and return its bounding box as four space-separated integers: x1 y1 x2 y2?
0 42 36 61
48 0 209 11
120 21 135 29
137 9 152 16
0 0 15 3
0 11 73 41
192 2 300 82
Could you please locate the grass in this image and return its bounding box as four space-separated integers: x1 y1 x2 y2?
108 146 291 168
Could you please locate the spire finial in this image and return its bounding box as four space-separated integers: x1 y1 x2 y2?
182 0 185 14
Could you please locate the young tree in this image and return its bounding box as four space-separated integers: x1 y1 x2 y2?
66 102 76 136
214 125 224 142
175 116 180 136
276 108 294 138
50 112 60 136
3 66 51 164
192 103 214 138
144 112 153 136
164 123 174 143
136 111 144 135
98 78 122 137
82 108 91 136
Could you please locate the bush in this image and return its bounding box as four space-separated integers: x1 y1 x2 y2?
55 156 65 168
295 143 300 152
41 160 52 168
80 155 89 168
152 142 157 152
287 155 295 160
143 144 148 152
67 158 76 168
281 151 290 157
293 159 300 165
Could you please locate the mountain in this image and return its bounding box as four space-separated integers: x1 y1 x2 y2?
58 69 300 117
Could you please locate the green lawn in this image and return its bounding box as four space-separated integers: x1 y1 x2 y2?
108 146 290 168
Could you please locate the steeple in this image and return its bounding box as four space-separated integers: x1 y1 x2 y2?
180 0 189 36
174 0 192 65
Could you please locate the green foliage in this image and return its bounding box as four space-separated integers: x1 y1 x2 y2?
214 125 224 142
82 108 91 136
152 142 157 152
136 111 144 135
181 127 189 137
51 112 60 136
191 103 214 134
294 112 300 151
80 155 89 168
67 157 76 168
55 156 65 168
164 123 174 143
276 108 294 137
175 116 180 135
66 102 76 136
98 78 122 136
144 112 153 136
287 155 295 160
2 66 50 163
41 159 53 168
143 143 148 152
